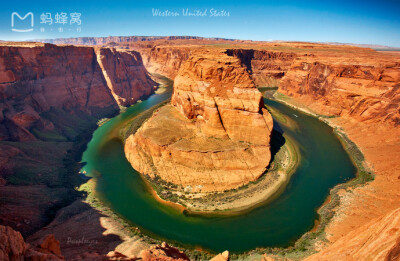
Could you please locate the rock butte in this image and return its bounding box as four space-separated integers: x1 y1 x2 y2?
125 50 273 192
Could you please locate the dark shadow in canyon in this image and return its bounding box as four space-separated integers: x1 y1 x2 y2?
225 49 254 73
266 120 286 171
26 199 124 260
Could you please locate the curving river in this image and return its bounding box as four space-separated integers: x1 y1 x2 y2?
80 83 356 253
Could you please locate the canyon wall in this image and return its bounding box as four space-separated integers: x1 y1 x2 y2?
279 57 400 125
0 42 156 238
226 49 297 87
269 49 400 260
135 46 297 86
222 46 400 127
125 50 273 192
306 207 400 261
0 42 156 141
95 47 157 106
138 46 192 79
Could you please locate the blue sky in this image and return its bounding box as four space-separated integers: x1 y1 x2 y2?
1 0 399 47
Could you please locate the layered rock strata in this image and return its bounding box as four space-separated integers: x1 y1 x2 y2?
0 42 156 239
0 42 156 141
306 207 400 261
138 46 192 79
125 51 273 192
279 53 400 125
226 49 297 87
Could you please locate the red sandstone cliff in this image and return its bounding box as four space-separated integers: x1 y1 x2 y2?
0 42 156 242
279 57 400 125
95 47 156 106
134 46 297 86
171 51 273 144
0 42 156 141
0 225 64 260
138 46 192 79
226 49 297 86
306 207 400 261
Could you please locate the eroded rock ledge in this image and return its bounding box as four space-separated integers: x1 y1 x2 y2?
125 50 273 192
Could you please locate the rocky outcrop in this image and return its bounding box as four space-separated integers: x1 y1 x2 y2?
210 250 229 261
136 47 296 86
138 242 189 261
0 42 156 141
0 225 64 261
125 50 273 192
0 225 26 261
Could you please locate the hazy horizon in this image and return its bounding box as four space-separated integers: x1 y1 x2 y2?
1 0 400 47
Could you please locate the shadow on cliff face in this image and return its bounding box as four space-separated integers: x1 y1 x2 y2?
0 132 132 259
26 199 124 260
267 122 286 170
0 119 96 237
225 49 255 73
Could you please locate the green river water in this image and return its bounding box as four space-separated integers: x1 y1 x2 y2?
80 85 356 253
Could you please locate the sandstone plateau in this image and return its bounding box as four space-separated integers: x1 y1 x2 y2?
125 50 273 192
